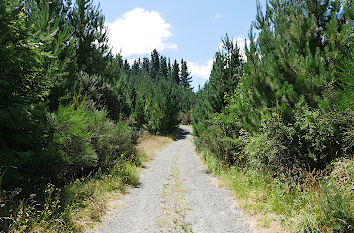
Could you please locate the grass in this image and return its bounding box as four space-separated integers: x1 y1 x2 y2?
199 151 353 233
136 134 173 163
2 133 175 233
3 160 138 233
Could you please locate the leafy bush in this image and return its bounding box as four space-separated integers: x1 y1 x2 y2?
49 102 135 181
75 72 129 121
244 108 353 177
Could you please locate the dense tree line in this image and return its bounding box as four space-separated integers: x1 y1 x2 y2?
0 0 194 207
193 0 353 177
192 1 353 230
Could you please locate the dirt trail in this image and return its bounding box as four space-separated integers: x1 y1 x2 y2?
90 127 252 233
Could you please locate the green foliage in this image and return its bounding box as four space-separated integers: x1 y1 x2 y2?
192 2 353 231
0 0 55 189
131 76 180 134
72 0 111 77
0 0 195 231
75 72 129 120
193 0 353 173
243 108 353 176
49 103 135 180
201 151 353 232
180 59 192 88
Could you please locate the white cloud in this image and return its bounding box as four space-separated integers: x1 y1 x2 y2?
215 13 222 19
106 7 177 56
188 59 214 80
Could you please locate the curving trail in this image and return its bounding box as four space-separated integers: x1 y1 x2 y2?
90 126 252 233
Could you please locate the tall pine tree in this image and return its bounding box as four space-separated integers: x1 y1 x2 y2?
171 60 180 84
72 0 111 77
180 59 192 88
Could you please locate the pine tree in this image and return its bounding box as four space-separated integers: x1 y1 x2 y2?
142 57 150 76
167 58 172 79
150 49 160 79
72 0 111 76
180 59 192 88
26 0 77 110
132 59 141 76
0 0 54 187
159 56 168 79
123 59 130 74
207 34 243 113
238 0 353 128
171 60 180 84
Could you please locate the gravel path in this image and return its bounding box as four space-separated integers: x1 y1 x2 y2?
90 127 252 233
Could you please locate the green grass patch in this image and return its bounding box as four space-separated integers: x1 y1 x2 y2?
199 151 353 233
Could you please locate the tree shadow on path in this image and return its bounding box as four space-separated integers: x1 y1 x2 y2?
173 127 191 141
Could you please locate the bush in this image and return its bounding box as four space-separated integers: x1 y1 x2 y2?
244 108 353 177
318 159 353 232
75 72 129 121
49 102 135 181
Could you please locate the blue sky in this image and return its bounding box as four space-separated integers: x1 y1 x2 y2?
92 0 266 89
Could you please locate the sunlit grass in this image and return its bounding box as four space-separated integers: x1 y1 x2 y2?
199 151 353 233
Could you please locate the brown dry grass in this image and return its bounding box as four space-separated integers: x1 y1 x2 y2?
137 135 173 162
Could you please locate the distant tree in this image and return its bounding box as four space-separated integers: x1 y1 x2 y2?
123 59 130 74
171 60 180 84
180 59 192 88
131 59 141 75
159 56 168 79
142 57 150 76
167 58 172 79
150 49 160 79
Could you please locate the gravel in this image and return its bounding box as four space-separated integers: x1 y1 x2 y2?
90 126 253 233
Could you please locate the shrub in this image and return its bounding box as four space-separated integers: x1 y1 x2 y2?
244 108 353 177
75 72 129 121
49 102 136 181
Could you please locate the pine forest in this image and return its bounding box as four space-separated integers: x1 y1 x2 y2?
0 0 352 232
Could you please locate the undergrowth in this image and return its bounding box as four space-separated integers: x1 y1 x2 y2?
1 159 139 233
201 152 353 233
1 131 175 232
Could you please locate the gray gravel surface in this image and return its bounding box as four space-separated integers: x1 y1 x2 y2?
90 126 252 233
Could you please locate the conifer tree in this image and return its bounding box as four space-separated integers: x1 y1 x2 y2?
26 0 77 110
180 59 192 88
0 0 54 187
123 59 130 74
167 58 172 79
238 0 353 128
150 49 160 79
159 56 168 79
207 34 243 113
132 60 141 76
72 0 111 76
171 60 180 84
142 57 150 76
